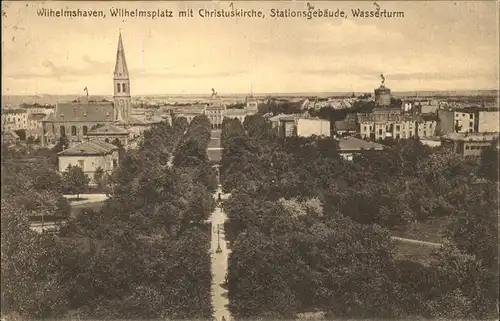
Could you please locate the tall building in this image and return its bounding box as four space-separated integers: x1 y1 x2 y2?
113 32 131 124
42 32 135 146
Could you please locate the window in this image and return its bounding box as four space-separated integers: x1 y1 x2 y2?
77 160 85 168
465 145 470 150
83 125 88 135
122 83 126 92
469 122 473 128
105 138 109 143
117 83 121 93
113 159 118 168
378 129 383 135
395 125 400 131
470 114 473 119
60 126 66 137
71 126 77 136
396 134 400 139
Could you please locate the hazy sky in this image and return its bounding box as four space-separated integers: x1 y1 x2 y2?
2 1 499 95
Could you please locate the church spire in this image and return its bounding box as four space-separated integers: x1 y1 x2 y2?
114 31 129 78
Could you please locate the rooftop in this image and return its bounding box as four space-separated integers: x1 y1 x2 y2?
87 124 129 135
442 132 500 142
334 120 358 131
337 137 385 152
52 102 114 122
58 140 118 156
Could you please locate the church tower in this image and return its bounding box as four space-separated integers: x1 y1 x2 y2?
113 31 131 124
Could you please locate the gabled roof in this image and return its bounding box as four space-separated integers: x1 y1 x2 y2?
57 140 118 156
337 137 385 152
334 120 358 131
87 124 129 135
53 102 114 122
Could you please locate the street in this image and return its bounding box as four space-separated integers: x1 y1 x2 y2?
210 188 231 321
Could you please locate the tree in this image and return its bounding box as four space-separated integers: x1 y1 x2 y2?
61 165 89 199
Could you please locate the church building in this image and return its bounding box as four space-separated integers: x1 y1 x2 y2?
42 32 136 147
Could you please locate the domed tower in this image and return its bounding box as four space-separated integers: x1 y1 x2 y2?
374 74 391 107
113 31 131 124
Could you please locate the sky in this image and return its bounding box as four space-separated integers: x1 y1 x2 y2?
2 1 499 95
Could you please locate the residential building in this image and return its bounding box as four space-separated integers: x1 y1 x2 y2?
226 108 250 124
437 109 475 134
20 105 55 115
296 118 331 137
57 140 119 184
358 113 417 140
441 132 499 160
476 109 499 132
337 137 385 161
401 101 414 112
415 100 440 114
333 120 358 137
27 113 47 139
1 109 28 131
416 114 438 138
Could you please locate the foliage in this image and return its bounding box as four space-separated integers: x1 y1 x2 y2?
220 112 498 319
61 165 89 199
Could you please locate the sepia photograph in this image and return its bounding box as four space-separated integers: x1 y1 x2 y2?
1 1 499 320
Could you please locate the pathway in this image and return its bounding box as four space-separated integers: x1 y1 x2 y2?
391 236 443 248
210 188 231 321
63 193 109 206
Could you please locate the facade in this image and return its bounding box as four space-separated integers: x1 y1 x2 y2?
246 95 259 112
416 116 438 138
296 118 331 137
42 102 115 146
374 85 391 107
269 114 298 137
438 109 475 134
226 108 250 124
173 99 256 128
58 140 119 183
441 132 499 160
204 104 226 129
1 109 28 131
337 137 385 161
85 124 130 146
333 120 358 137
476 110 499 132
27 113 47 139
358 113 417 140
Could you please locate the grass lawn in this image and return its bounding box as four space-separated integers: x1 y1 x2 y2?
208 149 222 162
391 217 451 244
70 201 106 217
394 242 439 266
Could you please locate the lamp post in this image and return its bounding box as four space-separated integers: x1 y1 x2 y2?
213 223 223 253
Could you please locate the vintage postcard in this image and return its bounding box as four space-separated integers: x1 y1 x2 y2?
1 1 498 320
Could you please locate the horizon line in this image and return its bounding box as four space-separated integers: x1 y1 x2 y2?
2 89 499 97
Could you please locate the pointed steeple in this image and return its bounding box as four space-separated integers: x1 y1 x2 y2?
114 31 129 78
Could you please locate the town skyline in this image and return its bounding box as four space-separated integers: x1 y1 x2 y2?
2 1 499 95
